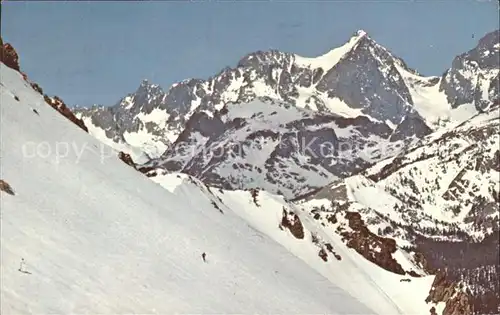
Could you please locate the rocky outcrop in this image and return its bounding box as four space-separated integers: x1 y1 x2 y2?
364 108 500 237
0 37 20 71
118 151 137 169
0 38 88 134
0 179 15 195
250 188 260 207
279 207 305 239
439 30 499 111
318 248 328 262
340 211 405 275
44 96 88 133
137 166 158 177
426 270 474 315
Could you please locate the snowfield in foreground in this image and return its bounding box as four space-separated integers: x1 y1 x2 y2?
152 172 437 315
0 64 377 313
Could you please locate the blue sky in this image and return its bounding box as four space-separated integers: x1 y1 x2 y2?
2 1 498 106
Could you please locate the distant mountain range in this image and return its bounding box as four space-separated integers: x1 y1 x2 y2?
75 29 499 161
75 29 499 197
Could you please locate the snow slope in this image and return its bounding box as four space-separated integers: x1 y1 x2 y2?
78 115 152 164
151 172 437 315
0 63 376 313
294 30 368 70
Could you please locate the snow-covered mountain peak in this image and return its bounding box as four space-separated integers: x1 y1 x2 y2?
153 96 407 198
293 29 371 69
137 78 162 94
355 29 368 37
118 79 165 112
474 30 499 68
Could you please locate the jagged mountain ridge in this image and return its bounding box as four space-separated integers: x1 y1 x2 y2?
364 107 500 239
296 105 499 242
74 29 499 162
440 30 500 111
292 105 500 314
74 80 174 162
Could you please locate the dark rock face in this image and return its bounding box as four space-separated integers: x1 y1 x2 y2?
231 32 419 125
0 179 15 196
118 151 137 169
76 30 498 181
439 30 500 110
75 29 498 206
0 38 88 133
280 207 305 239
316 36 414 123
340 212 405 275
425 269 474 315
44 96 88 133
389 113 432 142
418 233 500 315
0 38 20 71
74 80 176 157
